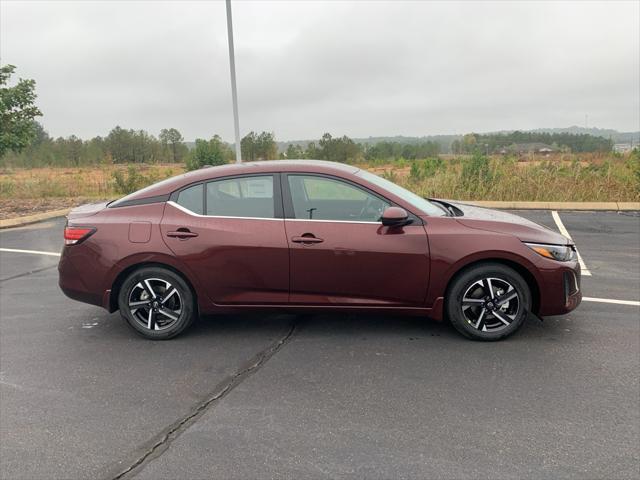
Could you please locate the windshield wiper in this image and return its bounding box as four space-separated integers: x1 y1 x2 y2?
428 199 463 217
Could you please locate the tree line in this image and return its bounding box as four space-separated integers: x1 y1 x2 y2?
1 124 617 170
451 131 614 154
0 125 444 169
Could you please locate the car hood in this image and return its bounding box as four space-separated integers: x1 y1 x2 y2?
438 200 570 245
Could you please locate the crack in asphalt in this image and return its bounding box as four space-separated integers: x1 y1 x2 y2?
0 264 58 283
109 320 298 480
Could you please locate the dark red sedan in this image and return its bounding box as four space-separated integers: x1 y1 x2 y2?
58 160 581 340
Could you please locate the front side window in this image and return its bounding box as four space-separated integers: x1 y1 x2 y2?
206 175 274 218
288 175 389 222
176 184 204 215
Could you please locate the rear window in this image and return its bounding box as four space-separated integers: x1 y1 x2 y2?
206 176 274 218
176 184 204 215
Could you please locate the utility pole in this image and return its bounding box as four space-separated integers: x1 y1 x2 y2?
226 0 241 163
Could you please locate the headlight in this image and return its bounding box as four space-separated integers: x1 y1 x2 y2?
525 242 576 262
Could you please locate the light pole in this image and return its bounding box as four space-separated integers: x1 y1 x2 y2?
226 0 241 163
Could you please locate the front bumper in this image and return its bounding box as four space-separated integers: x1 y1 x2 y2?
537 261 582 316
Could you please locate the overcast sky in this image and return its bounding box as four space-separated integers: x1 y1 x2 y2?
1 0 638 141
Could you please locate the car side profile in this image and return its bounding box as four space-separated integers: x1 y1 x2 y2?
58 160 581 340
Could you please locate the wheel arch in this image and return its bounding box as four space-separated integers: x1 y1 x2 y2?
444 258 541 314
109 261 199 314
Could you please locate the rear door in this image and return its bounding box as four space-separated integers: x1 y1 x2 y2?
161 174 289 305
283 173 430 307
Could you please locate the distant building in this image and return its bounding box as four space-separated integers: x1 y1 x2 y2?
613 143 633 153
499 143 558 155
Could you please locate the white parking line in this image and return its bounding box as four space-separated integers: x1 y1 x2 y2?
551 211 592 276
583 297 640 307
0 247 61 257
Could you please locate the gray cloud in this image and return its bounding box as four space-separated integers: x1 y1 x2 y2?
1 0 638 141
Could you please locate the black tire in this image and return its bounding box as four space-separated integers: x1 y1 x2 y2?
446 263 531 341
118 266 196 340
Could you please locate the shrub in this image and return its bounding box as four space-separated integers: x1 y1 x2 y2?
461 152 494 191
628 148 640 191
112 165 146 194
186 136 232 171
0 177 16 197
409 162 423 181
422 157 444 177
381 169 398 182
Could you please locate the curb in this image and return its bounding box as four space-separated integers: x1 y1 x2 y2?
0 208 71 229
0 202 638 230
465 201 639 211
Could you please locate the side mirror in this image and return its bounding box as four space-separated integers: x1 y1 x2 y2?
381 206 412 227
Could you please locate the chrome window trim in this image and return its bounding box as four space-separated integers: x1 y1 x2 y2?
167 201 383 225
167 201 283 221
285 218 381 225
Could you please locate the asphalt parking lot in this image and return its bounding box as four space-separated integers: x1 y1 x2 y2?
1 210 639 479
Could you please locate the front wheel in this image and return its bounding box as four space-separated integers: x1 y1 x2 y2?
446 263 531 341
118 266 196 340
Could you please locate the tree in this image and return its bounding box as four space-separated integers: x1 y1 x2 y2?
159 128 185 162
106 126 133 163
241 131 258 161
67 135 83 166
256 131 278 160
241 131 278 161
0 65 42 156
285 143 305 159
31 121 50 146
314 133 362 162
186 135 232 171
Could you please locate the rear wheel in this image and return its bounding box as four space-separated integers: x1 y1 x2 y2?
446 263 531 341
118 267 196 340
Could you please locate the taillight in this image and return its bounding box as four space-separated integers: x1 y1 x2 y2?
64 226 96 245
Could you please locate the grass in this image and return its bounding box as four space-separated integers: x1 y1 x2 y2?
0 153 638 206
0 164 185 200
366 152 639 202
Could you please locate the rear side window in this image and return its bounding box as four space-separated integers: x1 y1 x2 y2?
206 175 274 218
176 184 204 215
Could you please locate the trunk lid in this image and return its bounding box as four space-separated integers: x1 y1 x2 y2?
66 201 109 221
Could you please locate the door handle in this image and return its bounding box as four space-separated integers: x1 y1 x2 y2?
291 235 324 244
167 229 199 239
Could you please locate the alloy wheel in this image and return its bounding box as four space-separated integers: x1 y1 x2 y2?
128 278 183 331
461 277 520 332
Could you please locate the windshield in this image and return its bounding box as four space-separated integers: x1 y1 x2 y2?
356 169 448 217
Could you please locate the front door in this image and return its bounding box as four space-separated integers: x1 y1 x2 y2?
283 174 430 306
161 174 289 305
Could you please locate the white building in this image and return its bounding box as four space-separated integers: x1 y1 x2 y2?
613 143 633 153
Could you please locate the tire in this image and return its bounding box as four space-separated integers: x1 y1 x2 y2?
118 266 196 340
446 263 531 341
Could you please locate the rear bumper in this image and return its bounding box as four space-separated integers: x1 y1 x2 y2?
58 245 108 309
537 261 582 316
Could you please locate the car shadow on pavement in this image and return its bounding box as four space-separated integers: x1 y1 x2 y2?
91 307 576 345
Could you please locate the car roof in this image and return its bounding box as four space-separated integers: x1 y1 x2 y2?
199 159 359 176
110 160 361 205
